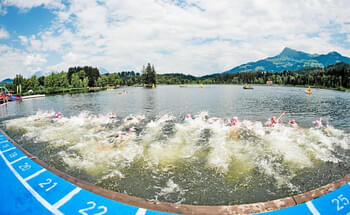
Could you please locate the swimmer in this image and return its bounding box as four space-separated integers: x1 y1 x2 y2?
55 112 63 118
231 117 238 126
160 114 175 122
128 127 136 133
289 119 300 129
208 117 221 124
269 111 288 127
184 114 192 124
116 130 126 137
313 118 323 128
108 113 117 119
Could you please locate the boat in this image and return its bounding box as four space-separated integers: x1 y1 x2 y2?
243 84 253 89
0 86 22 102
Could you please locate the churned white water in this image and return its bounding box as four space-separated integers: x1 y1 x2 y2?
4 110 350 205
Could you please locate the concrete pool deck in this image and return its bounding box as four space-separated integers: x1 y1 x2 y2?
0 128 349 215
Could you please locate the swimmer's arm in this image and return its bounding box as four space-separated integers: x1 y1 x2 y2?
277 111 288 122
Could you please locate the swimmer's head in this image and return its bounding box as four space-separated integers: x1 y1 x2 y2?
271 116 277 122
116 131 123 137
185 114 191 119
290 119 296 124
129 127 135 132
231 117 238 125
55 112 62 118
314 120 322 127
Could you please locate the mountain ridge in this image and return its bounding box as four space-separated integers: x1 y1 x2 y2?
224 47 350 74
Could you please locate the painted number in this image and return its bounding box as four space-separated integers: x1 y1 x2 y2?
78 201 108 215
332 194 349 211
9 152 18 158
38 178 58 192
18 162 31 172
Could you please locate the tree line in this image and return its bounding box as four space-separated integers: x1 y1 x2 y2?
3 62 350 95
198 62 350 90
3 63 158 95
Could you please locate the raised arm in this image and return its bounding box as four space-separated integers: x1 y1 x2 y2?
277 111 288 122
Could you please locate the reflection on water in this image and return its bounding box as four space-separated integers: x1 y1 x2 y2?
1 85 350 205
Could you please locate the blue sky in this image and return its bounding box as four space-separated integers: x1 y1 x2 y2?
0 0 350 80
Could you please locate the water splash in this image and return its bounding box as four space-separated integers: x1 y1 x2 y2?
4 110 350 204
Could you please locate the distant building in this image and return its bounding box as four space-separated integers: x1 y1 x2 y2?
266 81 273 85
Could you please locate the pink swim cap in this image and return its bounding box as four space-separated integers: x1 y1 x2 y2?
116 131 123 137
314 120 321 126
185 114 191 119
129 127 135 132
290 120 296 124
271 116 277 122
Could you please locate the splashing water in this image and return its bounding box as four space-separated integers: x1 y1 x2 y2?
3 110 350 205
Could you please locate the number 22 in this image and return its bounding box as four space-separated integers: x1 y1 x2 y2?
78 201 107 215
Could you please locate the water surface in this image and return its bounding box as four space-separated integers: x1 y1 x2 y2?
1 85 349 205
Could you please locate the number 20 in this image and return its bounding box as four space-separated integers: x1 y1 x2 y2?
332 194 349 211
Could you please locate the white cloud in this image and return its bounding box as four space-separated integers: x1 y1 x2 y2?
18 35 28 46
0 3 7 15
3 0 350 78
0 27 9 39
3 0 65 10
24 54 47 66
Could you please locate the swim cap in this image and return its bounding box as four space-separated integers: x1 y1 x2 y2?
129 127 135 132
55 112 62 118
314 120 322 127
185 114 191 119
271 116 277 122
290 120 296 124
116 131 123 137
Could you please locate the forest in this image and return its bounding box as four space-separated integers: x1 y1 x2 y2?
2 62 350 96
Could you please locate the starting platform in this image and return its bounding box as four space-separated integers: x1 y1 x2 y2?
0 132 349 214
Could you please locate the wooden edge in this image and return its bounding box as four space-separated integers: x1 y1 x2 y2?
1 128 349 214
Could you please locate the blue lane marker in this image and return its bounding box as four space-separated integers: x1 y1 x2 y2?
311 183 350 215
258 202 313 215
27 170 77 205
59 189 139 215
11 157 43 179
3 148 27 163
0 140 14 151
0 151 52 215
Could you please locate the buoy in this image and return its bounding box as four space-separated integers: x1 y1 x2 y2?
305 87 312 94
152 84 155 89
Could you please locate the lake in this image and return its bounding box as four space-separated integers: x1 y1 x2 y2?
1 85 349 205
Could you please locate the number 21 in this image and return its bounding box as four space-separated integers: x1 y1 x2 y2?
38 178 57 192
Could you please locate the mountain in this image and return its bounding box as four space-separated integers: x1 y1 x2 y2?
33 71 47 77
0 78 13 85
98 67 110 75
224 47 350 74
